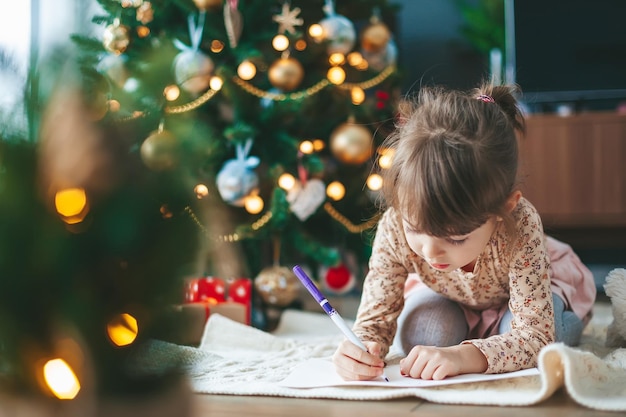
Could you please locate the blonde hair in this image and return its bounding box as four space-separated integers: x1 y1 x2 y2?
380 82 526 237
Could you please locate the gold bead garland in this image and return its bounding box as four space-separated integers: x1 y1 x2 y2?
115 65 396 119
165 88 219 114
184 206 273 242
183 201 377 243
323 202 380 233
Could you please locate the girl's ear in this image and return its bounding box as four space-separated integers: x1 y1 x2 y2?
505 190 522 213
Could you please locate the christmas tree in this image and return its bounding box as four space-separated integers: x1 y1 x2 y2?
74 0 402 302
0 0 402 403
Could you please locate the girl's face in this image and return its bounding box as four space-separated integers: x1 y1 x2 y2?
402 217 498 272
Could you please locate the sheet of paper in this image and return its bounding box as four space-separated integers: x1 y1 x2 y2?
279 358 539 388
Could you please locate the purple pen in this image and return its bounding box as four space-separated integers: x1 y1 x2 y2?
292 265 389 382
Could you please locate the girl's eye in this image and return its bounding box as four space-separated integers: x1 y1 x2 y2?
446 238 467 246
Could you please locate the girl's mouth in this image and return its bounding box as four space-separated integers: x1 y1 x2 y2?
431 263 450 270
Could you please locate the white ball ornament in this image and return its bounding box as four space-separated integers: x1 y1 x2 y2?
172 50 214 94
316 15 356 55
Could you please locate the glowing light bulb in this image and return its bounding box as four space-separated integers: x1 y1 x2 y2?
210 40 224 53
299 140 314 154
43 359 81 400
194 183 209 199
308 24 324 41
107 313 139 347
328 53 345 66
312 139 325 151
351 87 365 105
272 34 289 51
294 39 307 51
378 148 395 169
347 51 364 67
327 66 346 85
237 60 257 80
278 173 296 191
55 188 88 224
107 99 121 112
244 195 264 214
55 188 87 217
209 76 223 91
326 181 346 201
366 173 383 191
163 85 180 101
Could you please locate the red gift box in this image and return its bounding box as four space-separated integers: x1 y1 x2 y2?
183 276 252 325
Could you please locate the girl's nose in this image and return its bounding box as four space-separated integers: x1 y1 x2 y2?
422 239 444 259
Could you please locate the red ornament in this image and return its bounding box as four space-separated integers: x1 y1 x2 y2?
324 264 354 293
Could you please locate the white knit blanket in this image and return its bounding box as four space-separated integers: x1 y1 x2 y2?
138 303 626 411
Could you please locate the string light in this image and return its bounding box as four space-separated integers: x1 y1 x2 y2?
378 147 394 169
194 183 209 199
43 359 81 400
272 34 289 51
55 188 89 224
366 173 383 191
108 99 121 112
351 86 365 105
294 39 307 50
278 173 296 191
244 194 264 214
163 85 180 101
312 139 325 151
299 140 314 154
347 51 364 67
210 40 224 53
237 60 257 80
326 181 345 201
327 66 346 85
106 313 139 347
308 23 323 40
209 76 223 91
329 53 345 66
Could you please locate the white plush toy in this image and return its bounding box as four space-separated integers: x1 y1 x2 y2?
604 268 626 348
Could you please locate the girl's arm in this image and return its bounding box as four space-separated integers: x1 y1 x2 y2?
466 203 555 373
352 209 409 359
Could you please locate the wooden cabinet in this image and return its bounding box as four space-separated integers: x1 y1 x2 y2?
518 111 626 228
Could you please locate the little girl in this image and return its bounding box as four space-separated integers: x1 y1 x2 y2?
332 83 597 381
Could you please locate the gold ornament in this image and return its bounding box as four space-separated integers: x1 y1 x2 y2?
103 20 131 55
268 57 304 91
192 0 222 11
254 266 300 307
330 121 373 165
361 22 391 53
140 128 180 171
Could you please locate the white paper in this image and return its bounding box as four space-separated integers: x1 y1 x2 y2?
279 358 539 388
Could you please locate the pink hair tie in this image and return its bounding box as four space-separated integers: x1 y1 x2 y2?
477 94 495 103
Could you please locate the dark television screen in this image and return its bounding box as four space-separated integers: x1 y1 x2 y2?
506 0 626 106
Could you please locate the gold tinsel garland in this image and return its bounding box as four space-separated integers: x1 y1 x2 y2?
183 202 379 243
163 65 396 112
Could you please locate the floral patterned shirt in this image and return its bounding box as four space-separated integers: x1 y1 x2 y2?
353 197 555 373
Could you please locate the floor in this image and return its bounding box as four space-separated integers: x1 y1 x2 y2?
191 390 620 417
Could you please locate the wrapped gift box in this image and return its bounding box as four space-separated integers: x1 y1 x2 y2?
172 277 252 345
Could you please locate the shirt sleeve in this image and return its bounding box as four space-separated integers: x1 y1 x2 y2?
466 203 555 373
352 209 408 359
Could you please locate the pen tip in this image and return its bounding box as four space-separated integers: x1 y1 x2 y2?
384 376 389 382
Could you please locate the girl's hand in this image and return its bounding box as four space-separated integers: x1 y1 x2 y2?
332 339 386 381
400 344 488 380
